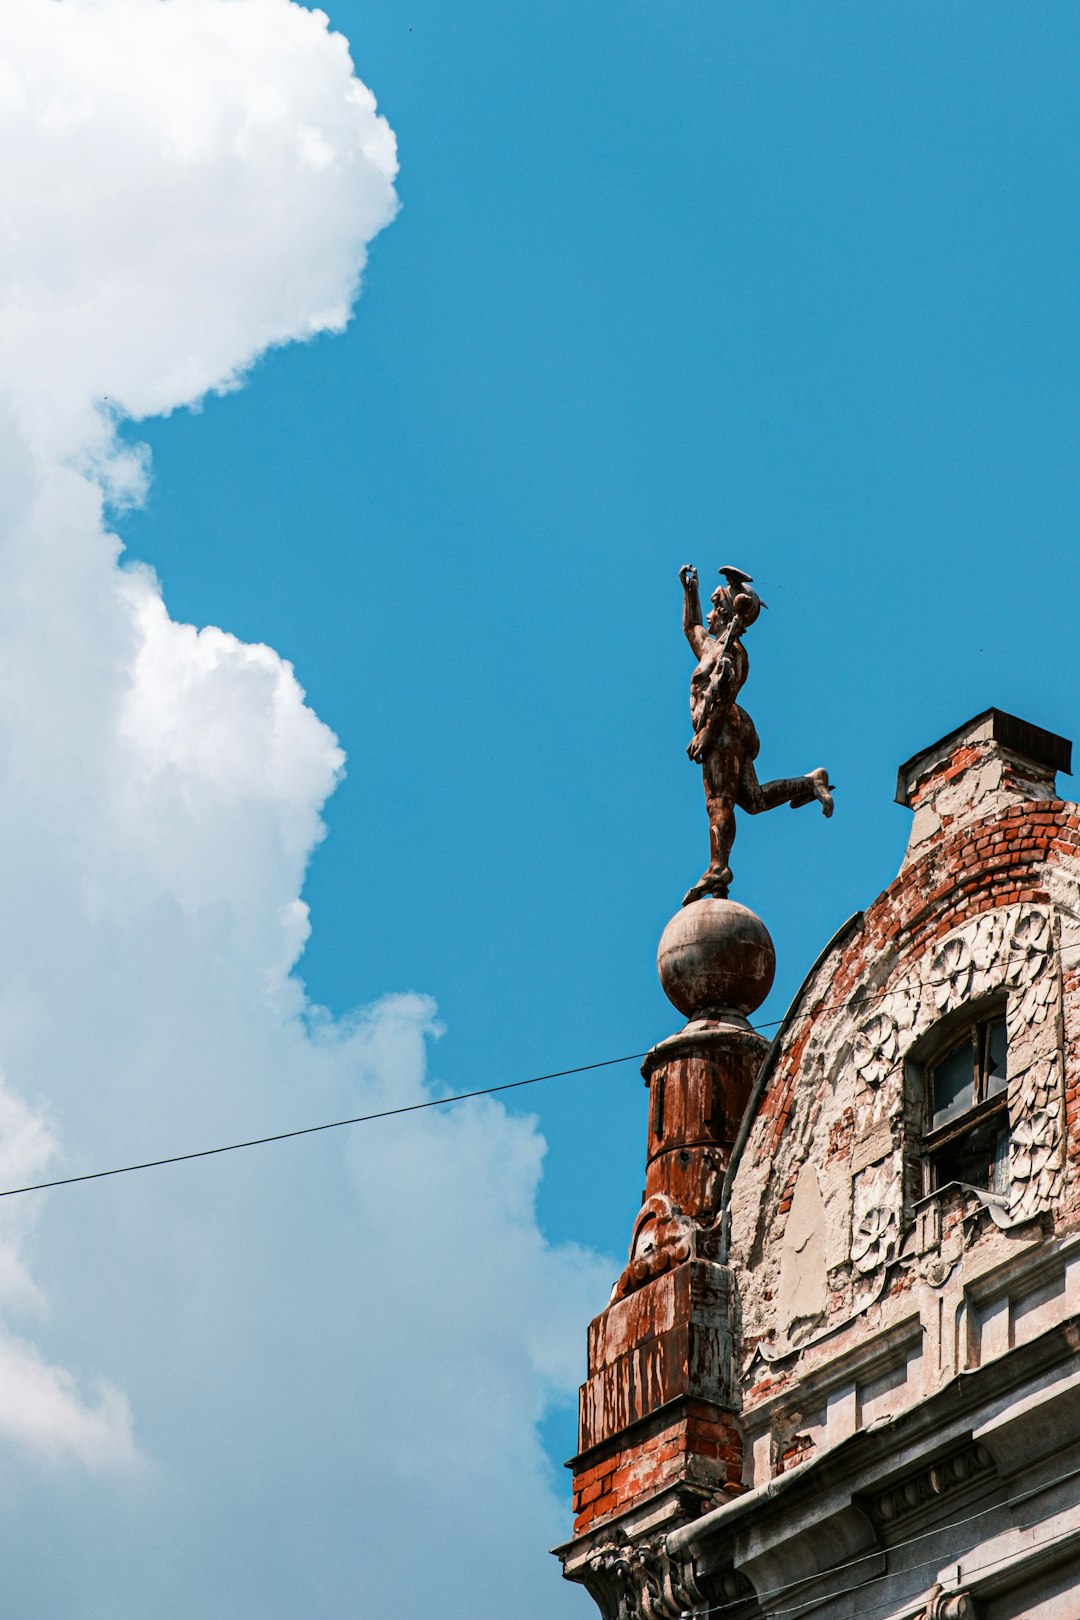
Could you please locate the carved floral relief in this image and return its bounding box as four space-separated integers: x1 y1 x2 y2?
736 902 1066 1366
851 1012 898 1087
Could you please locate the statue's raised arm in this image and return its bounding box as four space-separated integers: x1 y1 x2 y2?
680 564 834 906
680 564 707 657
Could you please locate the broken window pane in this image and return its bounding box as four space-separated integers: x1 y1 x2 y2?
985 1017 1008 1098
924 1010 1011 1198
931 1034 976 1129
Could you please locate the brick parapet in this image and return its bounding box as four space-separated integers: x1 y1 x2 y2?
570 1397 741 1535
568 1019 756 1536
579 1260 736 1454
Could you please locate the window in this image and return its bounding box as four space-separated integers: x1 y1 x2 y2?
925 1011 1009 1195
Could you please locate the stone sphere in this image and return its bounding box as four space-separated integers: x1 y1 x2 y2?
657 898 776 1019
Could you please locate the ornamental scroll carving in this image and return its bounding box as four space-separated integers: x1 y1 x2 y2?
583 1533 717 1620
612 1193 713 1302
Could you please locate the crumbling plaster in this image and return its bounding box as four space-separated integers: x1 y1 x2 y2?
728 761 1080 1484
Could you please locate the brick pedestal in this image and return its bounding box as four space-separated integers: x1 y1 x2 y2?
567 1019 766 1534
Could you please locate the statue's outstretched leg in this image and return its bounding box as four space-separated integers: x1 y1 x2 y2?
739 763 834 818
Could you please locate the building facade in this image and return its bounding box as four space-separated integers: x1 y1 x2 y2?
557 710 1080 1620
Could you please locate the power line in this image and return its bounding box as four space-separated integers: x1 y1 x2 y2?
3 914 1077 1201
0 1052 647 1201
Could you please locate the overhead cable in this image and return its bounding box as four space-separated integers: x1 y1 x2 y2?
0 1051 647 1200
5 928 1080 1200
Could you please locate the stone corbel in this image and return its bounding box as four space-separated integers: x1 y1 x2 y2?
914 1584 977 1619
580 1540 638 1620
583 1534 711 1620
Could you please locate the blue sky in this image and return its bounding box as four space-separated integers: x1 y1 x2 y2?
2 2 1080 1615
124 0 1080 1245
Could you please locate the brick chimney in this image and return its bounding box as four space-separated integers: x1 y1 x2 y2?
896 708 1071 866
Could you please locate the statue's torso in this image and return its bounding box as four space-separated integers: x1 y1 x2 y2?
690 637 749 731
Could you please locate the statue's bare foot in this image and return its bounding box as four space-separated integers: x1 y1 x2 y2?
682 867 732 906
810 767 835 818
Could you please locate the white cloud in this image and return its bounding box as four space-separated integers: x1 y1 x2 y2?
0 1332 136 1471
0 0 399 468
0 1 608 1613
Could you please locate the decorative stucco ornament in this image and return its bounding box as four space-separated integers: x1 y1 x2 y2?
850 1205 898 1273
584 1532 713 1620
852 1011 898 1087
1006 909 1053 983
612 1194 697 1301
931 934 973 1009
921 909 1063 1225
1010 1107 1057 1182
737 902 1066 1360
920 1253 957 1288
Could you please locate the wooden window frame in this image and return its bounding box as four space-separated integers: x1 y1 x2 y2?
922 1010 1009 1195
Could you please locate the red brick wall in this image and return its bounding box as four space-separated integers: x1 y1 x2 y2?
571 1400 741 1535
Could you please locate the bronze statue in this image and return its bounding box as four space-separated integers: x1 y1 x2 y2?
680 564 833 905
